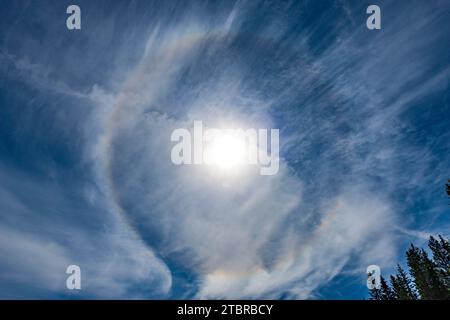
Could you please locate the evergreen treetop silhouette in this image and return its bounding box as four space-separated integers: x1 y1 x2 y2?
369 180 450 300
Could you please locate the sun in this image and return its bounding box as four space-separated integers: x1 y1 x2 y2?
204 133 247 170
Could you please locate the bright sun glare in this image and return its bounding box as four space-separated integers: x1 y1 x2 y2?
204 134 247 170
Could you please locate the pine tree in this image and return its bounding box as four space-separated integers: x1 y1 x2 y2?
421 248 448 299
446 179 450 198
370 237 450 300
382 276 395 299
406 243 448 299
368 181 450 300
428 236 450 298
370 276 395 300
390 265 418 300
369 284 383 300
407 244 429 299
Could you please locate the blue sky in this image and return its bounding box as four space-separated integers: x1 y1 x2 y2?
0 0 449 299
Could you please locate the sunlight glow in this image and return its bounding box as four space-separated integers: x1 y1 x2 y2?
204 133 247 170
